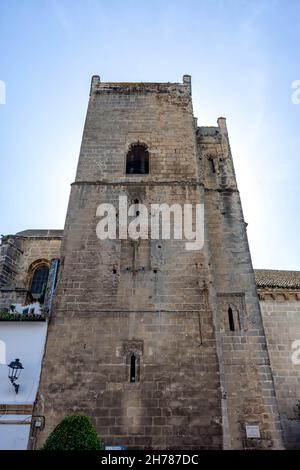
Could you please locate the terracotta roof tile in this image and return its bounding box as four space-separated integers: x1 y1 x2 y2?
254 269 300 289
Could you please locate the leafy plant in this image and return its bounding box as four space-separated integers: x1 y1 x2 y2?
42 415 104 450
0 311 44 321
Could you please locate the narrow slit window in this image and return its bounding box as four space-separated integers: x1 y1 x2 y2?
130 354 136 382
209 158 216 174
228 307 235 331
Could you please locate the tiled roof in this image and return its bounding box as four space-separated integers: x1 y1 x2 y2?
15 229 63 238
254 269 300 289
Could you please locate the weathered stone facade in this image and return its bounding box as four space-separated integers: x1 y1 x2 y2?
256 270 300 449
29 75 284 449
0 230 62 310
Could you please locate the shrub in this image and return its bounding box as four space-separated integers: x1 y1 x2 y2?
42 415 104 450
0 311 44 321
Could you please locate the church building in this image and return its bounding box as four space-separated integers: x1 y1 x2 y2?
0 76 300 449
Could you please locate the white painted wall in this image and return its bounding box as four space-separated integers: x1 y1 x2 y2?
0 415 31 450
0 321 47 404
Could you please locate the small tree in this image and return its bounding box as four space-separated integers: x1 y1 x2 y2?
42 415 104 450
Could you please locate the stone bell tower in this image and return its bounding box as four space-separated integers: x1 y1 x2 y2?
32 75 283 449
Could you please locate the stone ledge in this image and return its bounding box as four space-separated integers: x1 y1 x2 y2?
72 180 202 186
258 289 300 301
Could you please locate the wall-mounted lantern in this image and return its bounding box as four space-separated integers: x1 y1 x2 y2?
7 358 24 394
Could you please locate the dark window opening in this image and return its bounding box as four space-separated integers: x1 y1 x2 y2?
130 354 136 382
126 144 149 175
31 266 49 295
209 158 216 174
228 307 235 331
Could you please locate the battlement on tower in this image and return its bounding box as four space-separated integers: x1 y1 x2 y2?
90 74 192 96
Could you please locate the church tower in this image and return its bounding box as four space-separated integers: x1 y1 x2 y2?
32 76 283 449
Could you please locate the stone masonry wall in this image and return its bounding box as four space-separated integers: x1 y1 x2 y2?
36 309 222 449
0 235 61 310
33 77 223 449
0 236 23 287
75 76 197 184
197 119 283 449
259 293 300 448
13 237 61 288
33 75 284 449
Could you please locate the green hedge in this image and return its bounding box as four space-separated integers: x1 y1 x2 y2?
0 311 45 321
42 415 104 450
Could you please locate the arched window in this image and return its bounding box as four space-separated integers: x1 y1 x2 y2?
126 143 149 175
30 265 49 296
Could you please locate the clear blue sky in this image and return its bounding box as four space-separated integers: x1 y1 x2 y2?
0 0 299 269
